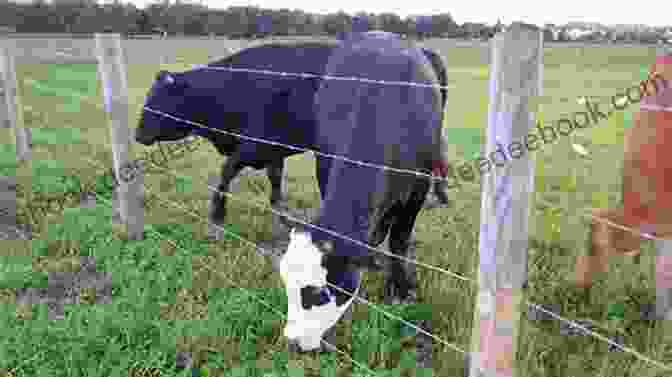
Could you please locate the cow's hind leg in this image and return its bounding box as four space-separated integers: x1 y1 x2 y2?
433 177 450 205
385 181 429 305
208 153 244 240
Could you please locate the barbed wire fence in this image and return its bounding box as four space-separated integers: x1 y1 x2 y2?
1 26 672 376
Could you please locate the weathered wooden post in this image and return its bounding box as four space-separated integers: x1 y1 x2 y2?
468 22 543 377
94 33 144 240
0 59 5 130
0 38 31 162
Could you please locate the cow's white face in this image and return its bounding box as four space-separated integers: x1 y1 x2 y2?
279 229 359 351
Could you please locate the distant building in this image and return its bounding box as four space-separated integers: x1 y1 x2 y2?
664 30 672 44
567 28 594 40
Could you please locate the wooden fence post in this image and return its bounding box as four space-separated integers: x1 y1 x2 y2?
0 38 31 162
468 22 543 377
655 45 672 320
94 33 144 240
0 55 5 129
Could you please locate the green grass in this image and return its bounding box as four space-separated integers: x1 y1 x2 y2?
1 42 672 377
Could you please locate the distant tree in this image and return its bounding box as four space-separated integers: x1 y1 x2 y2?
431 13 458 37
183 11 206 35
322 11 351 36
351 13 371 33
414 15 433 39
493 19 504 34
377 12 404 34
135 9 152 33
18 1 63 32
461 22 487 39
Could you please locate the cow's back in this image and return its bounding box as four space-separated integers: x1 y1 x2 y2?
185 42 339 161
310 35 443 257
315 36 442 169
210 41 338 81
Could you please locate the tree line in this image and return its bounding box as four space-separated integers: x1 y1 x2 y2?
0 1 669 44
0 0 501 40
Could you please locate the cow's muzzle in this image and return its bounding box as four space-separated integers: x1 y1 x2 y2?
134 122 155 145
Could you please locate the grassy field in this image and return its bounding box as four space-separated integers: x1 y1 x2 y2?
1 40 671 376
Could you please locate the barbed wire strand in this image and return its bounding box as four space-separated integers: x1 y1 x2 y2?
142 99 658 197
32 140 664 373
143 169 672 370
534 194 663 242
176 170 672 368
79 185 379 377
132 153 473 283
142 105 663 275
27 92 668 369
150 185 467 356
193 66 647 107
197 65 456 92
81 154 467 353
204 182 474 282
526 302 672 371
20 60 672 370
325 281 466 355
101 153 672 368
138 75 668 245
143 106 458 186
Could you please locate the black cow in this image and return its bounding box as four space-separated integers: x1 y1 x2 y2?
135 40 449 237
280 31 444 351
135 41 337 235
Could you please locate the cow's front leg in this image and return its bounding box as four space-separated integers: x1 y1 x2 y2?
386 236 418 305
267 158 286 206
208 154 244 239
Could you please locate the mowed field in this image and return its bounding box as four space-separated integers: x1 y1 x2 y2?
1 38 670 377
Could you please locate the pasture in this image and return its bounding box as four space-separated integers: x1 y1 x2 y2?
1 38 670 376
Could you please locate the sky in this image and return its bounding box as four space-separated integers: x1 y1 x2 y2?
117 0 670 28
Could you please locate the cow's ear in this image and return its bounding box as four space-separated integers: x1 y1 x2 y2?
156 70 172 83
157 71 190 91
157 70 184 89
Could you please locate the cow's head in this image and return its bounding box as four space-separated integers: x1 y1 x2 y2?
280 227 381 351
135 70 196 146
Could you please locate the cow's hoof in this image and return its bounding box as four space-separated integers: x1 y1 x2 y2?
384 280 417 305
422 197 439 210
